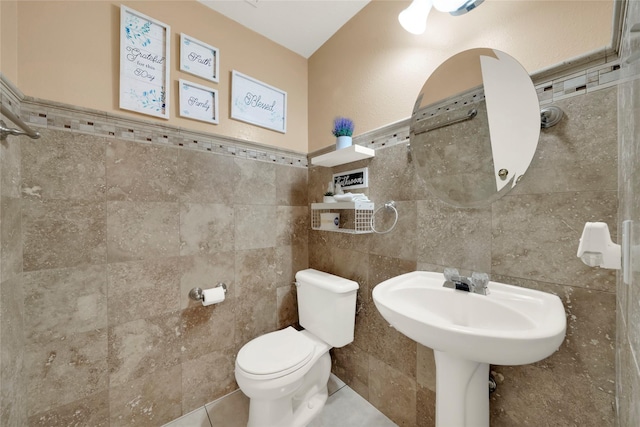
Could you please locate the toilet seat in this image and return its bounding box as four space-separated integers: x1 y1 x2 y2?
236 327 315 380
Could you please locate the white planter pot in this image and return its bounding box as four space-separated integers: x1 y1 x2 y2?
336 136 353 150
323 196 336 203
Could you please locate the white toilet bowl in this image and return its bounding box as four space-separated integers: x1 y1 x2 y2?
235 327 331 427
234 269 359 427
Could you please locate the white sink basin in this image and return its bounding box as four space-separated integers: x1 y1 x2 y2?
373 270 567 427
372 270 566 365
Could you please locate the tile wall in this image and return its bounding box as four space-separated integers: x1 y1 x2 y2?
0 83 309 424
616 1 640 425
308 84 618 426
0 113 26 426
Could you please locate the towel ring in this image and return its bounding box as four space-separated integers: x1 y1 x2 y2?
371 201 399 234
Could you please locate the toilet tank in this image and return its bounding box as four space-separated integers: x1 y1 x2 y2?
295 269 359 348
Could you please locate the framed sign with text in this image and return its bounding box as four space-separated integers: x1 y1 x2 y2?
179 79 219 125
231 70 287 133
333 167 369 190
119 6 170 119
180 34 219 83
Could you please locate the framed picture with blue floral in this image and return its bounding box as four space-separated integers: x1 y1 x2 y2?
179 79 219 125
119 6 170 119
180 34 220 83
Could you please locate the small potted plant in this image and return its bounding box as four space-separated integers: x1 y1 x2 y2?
323 191 335 203
332 117 354 150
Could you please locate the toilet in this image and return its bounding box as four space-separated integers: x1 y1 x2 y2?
234 268 359 427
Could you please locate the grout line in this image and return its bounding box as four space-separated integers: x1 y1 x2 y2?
204 403 215 427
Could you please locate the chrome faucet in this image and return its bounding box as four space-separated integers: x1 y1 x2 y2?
443 268 490 295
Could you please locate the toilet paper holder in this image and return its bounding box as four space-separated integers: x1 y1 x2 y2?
189 283 227 302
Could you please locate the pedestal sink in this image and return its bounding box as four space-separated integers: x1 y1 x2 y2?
372 271 566 427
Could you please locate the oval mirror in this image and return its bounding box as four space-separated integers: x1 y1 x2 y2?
410 48 540 207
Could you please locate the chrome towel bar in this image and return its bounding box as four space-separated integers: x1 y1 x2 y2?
1 103 40 141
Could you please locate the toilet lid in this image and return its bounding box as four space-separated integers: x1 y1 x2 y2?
237 327 314 376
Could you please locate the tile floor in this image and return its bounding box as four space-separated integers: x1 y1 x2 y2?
163 375 396 427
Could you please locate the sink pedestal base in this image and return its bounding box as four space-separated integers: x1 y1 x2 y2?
434 351 490 427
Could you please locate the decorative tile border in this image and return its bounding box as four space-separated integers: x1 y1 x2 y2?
534 60 622 105
413 87 485 125
0 74 308 169
0 49 627 168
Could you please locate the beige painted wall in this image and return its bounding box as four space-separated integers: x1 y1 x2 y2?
308 0 613 152
4 0 615 153
0 1 19 83
12 1 308 152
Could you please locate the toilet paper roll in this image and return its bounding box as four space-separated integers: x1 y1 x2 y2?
202 286 225 306
320 212 340 230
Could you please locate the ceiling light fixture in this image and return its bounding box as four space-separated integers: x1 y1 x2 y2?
399 0 484 34
398 0 433 35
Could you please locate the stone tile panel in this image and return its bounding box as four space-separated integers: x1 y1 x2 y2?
416 198 492 272
277 283 298 329
180 302 235 362
234 248 278 344
181 348 237 413
24 265 107 344
108 312 181 387
1 137 21 198
106 201 179 263
106 138 179 202
21 129 106 201
490 275 615 422
109 365 182 426
416 385 436 427
177 150 241 205
275 243 309 288
180 202 235 256
235 158 276 205
23 199 106 271
276 205 309 247
107 258 181 326
234 204 277 251
25 329 108 416
1 196 22 281
367 143 417 203
0 275 26 426
512 87 617 195
331 344 370 401
491 192 617 290
368 356 417 427
28 390 109 427
416 344 436 393
276 164 308 206
234 287 277 346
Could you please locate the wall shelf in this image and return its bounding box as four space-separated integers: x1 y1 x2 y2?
311 201 374 234
311 144 375 167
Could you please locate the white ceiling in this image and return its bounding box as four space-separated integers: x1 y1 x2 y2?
198 0 371 58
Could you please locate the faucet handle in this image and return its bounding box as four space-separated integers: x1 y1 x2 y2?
471 272 490 293
444 268 460 281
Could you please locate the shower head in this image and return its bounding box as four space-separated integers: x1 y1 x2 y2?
540 106 563 128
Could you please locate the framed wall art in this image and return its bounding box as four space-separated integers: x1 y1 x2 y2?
179 79 219 125
180 33 220 83
231 70 287 133
119 6 170 119
333 167 369 190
